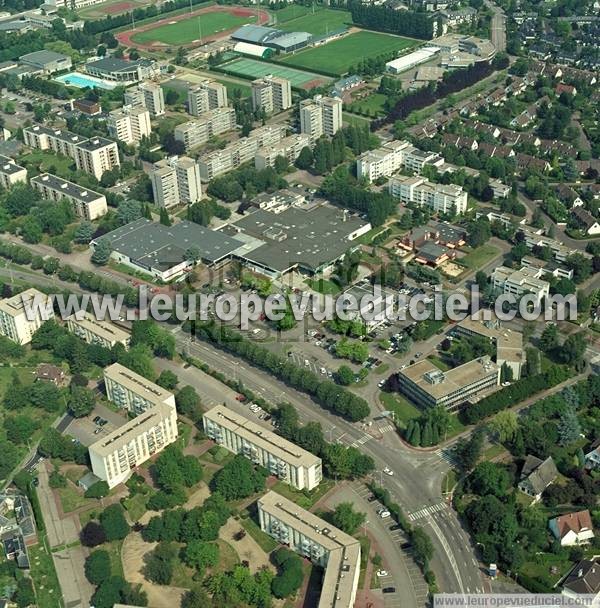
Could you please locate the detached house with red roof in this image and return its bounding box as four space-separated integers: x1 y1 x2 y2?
549 510 595 546
555 83 577 96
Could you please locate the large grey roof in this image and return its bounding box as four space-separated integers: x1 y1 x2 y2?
96 218 245 269
20 50 69 66
86 57 153 73
231 24 282 43
269 31 312 49
521 455 558 495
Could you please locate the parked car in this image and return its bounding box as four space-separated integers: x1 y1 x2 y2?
376 570 389 577
382 587 396 594
383 467 394 476
378 509 391 519
367 495 376 502
389 524 401 531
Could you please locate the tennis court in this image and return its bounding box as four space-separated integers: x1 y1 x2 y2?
218 57 332 90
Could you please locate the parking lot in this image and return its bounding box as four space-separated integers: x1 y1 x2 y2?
64 402 128 447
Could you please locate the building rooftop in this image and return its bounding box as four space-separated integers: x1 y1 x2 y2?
89 401 174 457
68 311 130 344
563 560 600 595
31 173 104 203
76 136 116 152
0 288 48 317
204 405 320 469
400 356 498 401
104 362 173 406
231 24 282 43
86 57 153 73
0 155 25 176
94 218 245 271
520 455 558 495
20 49 69 66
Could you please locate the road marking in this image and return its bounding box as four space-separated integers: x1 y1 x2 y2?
378 423 395 433
350 434 371 447
408 502 446 521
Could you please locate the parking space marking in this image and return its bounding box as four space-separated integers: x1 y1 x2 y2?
408 502 446 521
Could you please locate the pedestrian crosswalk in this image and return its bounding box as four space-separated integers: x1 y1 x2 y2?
435 448 458 466
408 502 446 521
378 423 395 433
350 434 371 448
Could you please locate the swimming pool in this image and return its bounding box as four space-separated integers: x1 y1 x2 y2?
54 72 116 90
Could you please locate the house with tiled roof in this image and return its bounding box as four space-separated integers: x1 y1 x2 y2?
549 510 595 546
556 83 577 96
562 560 600 599
572 208 600 236
511 113 533 129
517 455 558 502
555 184 584 208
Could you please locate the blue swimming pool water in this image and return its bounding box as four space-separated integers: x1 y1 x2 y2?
55 72 116 90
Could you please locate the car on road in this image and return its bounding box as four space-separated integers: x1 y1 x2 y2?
376 570 389 577
382 587 396 594
93 416 101 424
415 352 423 358
383 467 394 476
377 508 391 518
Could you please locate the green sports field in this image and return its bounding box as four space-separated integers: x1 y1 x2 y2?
130 11 256 45
278 30 417 76
217 57 332 90
276 8 352 37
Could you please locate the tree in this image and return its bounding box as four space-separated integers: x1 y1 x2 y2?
271 549 303 599
468 462 510 497
69 385 96 418
100 504 129 541
488 410 518 443
14 577 35 608
175 386 201 418
210 454 267 501
559 333 586 366
4 415 38 445
85 481 110 499
144 542 177 585
558 405 581 446
91 239 112 265
295 146 313 170
331 502 365 535
157 370 178 390
85 550 112 585
81 521 107 547
181 588 211 608
159 208 171 226
474 271 488 292
453 428 484 471
183 540 219 571
539 324 559 354
334 365 355 386
411 526 434 568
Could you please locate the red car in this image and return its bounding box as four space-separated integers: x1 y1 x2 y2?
236 394 246 402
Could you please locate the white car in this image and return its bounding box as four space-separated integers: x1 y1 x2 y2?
383 467 394 476
376 570 389 577
320 367 327 375
378 509 391 519
378 380 386 388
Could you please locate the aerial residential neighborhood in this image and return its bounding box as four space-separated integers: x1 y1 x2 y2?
0 0 598 607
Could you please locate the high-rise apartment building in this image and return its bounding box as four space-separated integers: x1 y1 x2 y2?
203 405 322 491
251 75 292 114
299 95 343 139
107 105 151 145
174 107 236 151
0 288 53 345
89 401 178 488
66 311 130 349
74 137 120 180
103 362 176 415
150 156 202 208
188 80 228 116
31 173 108 221
124 81 165 116
255 134 311 170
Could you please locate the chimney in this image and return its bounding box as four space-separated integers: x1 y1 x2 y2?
579 569 584 578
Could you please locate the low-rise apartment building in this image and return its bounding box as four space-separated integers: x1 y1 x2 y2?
174 107 236 151
258 490 360 608
0 288 53 345
23 125 87 158
203 405 322 490
251 75 292 114
255 134 311 170
198 124 287 181
103 362 176 415
397 356 500 411
30 173 108 220
188 80 228 116
389 175 468 214
0 155 27 188
491 265 550 305
124 81 165 116
66 311 130 349
356 140 410 182
107 105 151 145
150 156 202 208
89 401 178 488
299 95 343 139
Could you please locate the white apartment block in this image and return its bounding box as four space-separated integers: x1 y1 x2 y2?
66 311 130 349
188 80 228 116
203 405 322 490
174 107 236 151
150 156 202 208
23 126 120 180
198 124 287 181
89 401 178 488
255 133 311 170
124 81 165 116
299 95 343 139
251 75 292 114
104 362 176 415
258 490 361 608
0 288 53 345
0 155 27 188
491 266 550 305
357 140 411 182
107 105 151 145
31 173 108 221
389 175 468 214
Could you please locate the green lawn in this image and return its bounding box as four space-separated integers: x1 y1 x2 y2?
459 244 501 270
520 554 572 591
427 355 451 372
212 539 240 574
279 30 417 76
305 277 341 295
272 479 334 510
343 112 371 127
131 12 257 45
272 4 312 23
19 150 74 175
122 493 148 522
347 92 387 117
212 77 252 98
56 484 90 513
277 8 352 36
379 392 420 429
240 516 278 553
29 542 62 608
100 539 124 578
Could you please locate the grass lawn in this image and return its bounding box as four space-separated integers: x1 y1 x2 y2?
274 4 312 23
374 363 389 375
379 392 420 429
305 277 341 295
272 479 334 510
277 8 352 36
348 92 387 117
131 12 257 45
441 469 457 495
357 535 371 588
18 150 74 175
212 77 252 98
427 355 451 372
343 112 371 127
520 554 572 590
77 0 153 19
56 484 90 514
101 539 124 578
459 244 501 270
483 443 507 460
122 493 148 522
212 539 239 573
241 516 278 553
29 542 62 608
279 30 416 76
